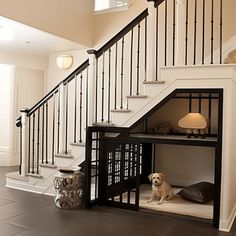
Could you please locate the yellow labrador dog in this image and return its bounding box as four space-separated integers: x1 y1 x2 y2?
147 172 174 204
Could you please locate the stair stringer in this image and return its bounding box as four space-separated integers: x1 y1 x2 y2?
6 144 86 196
118 65 236 128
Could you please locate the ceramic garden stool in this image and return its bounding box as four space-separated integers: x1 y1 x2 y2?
53 169 85 209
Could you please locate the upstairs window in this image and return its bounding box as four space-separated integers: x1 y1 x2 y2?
94 0 128 12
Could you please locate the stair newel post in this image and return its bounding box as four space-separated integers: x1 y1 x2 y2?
87 50 97 126
58 83 66 154
20 108 29 176
175 0 185 66
146 1 156 82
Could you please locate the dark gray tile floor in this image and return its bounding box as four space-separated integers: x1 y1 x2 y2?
0 166 235 236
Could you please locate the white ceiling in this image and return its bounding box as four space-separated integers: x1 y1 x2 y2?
0 16 85 56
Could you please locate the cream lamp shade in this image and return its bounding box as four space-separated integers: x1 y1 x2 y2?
178 113 207 129
56 55 73 70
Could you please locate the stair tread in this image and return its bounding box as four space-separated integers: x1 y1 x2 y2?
70 142 86 146
54 153 73 159
93 122 115 127
143 80 165 84
28 173 43 178
126 95 147 98
6 172 29 182
39 163 57 169
111 109 131 113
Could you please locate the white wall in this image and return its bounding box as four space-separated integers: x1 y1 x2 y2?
0 47 48 70
0 48 48 166
219 79 236 231
11 67 45 166
155 144 215 186
0 64 13 166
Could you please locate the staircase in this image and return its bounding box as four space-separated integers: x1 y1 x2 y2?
5 0 228 197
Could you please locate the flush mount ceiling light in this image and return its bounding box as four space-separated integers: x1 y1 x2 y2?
56 55 73 70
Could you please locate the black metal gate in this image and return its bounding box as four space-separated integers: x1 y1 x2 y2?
103 139 142 210
85 127 143 211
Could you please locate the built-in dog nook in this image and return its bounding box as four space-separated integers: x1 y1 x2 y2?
85 89 223 229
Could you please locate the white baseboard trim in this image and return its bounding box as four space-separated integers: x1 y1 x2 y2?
220 202 236 232
6 177 48 194
0 147 19 166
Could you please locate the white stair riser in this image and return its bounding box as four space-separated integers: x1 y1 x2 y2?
70 145 85 158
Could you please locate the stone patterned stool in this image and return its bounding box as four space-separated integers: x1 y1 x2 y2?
53 169 85 209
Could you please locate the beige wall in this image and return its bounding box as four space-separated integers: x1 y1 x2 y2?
0 47 48 70
0 0 235 52
223 0 236 43
0 0 94 47
46 49 88 92
92 0 147 47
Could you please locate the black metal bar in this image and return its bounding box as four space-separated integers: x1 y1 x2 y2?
130 29 134 95
127 144 131 204
19 125 22 175
219 0 223 64
86 67 89 128
185 0 189 65
156 5 159 81
189 94 192 112
32 113 35 174
28 115 31 173
74 75 78 143
108 48 111 123
95 58 98 123
208 94 212 135
164 0 168 66
145 16 147 81
210 0 214 64
45 102 48 164
174 96 218 100
42 104 44 163
144 118 148 133
79 73 83 143
198 94 202 113
57 91 60 153
114 43 118 110
101 52 105 122
172 0 176 66
213 90 223 229
202 0 206 64
152 144 156 173
65 83 68 153
193 0 197 65
135 144 140 208
52 94 56 165
120 37 125 109
36 109 40 174
136 24 141 96
120 144 125 202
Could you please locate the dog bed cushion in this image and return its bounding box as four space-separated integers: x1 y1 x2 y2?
178 182 214 203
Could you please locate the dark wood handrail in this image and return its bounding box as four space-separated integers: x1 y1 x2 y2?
95 9 149 58
147 0 165 8
27 59 89 117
